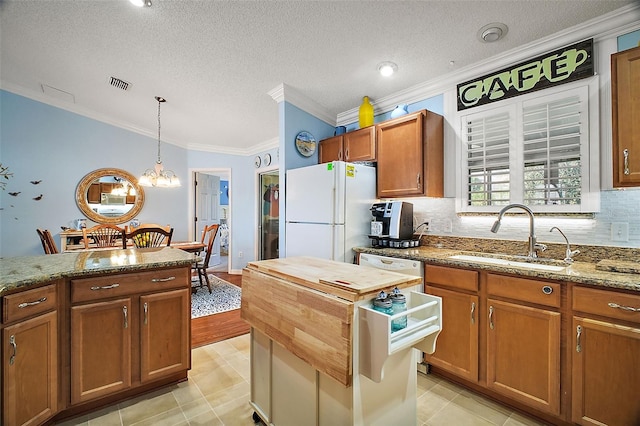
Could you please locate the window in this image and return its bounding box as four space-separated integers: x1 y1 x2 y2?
458 81 599 213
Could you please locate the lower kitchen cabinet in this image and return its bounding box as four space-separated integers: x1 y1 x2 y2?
3 311 58 426
423 264 479 383
70 298 132 404
69 268 191 407
486 298 561 416
139 289 190 382
2 283 59 426
571 286 640 425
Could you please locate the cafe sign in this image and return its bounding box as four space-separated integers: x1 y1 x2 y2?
457 38 593 111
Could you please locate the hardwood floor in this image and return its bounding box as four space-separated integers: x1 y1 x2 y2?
191 271 250 348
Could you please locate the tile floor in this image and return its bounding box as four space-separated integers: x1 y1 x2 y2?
55 333 547 426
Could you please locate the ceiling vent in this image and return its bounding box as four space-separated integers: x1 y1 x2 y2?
109 76 131 91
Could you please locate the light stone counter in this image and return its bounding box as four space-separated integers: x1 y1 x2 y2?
354 245 640 293
0 247 196 295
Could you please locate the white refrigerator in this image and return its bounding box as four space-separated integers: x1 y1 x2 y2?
285 161 377 263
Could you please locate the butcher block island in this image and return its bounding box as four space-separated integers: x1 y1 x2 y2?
241 256 442 426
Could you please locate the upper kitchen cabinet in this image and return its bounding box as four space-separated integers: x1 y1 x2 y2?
612 45 640 187
376 110 443 198
318 126 376 163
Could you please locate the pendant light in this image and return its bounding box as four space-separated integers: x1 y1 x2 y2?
138 96 181 188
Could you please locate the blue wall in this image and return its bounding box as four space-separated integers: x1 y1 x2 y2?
0 90 260 263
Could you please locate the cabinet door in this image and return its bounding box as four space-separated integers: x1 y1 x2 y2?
70 298 132 404
486 299 561 416
318 135 343 163
344 127 375 162
612 45 640 187
424 285 479 382
572 317 640 425
3 311 58 426
376 110 443 198
140 289 190 382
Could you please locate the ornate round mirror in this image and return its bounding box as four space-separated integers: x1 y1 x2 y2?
76 168 145 225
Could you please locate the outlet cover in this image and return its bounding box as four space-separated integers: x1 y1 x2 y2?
611 222 629 242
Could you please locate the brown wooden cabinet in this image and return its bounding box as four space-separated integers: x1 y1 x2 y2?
612 45 640 187
423 265 479 382
486 274 561 416
571 286 640 425
2 284 58 426
318 127 375 163
70 298 132 404
376 110 443 198
69 268 190 405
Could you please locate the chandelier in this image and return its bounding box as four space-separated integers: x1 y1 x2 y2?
138 96 180 188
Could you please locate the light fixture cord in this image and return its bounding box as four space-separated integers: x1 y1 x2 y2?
156 99 162 164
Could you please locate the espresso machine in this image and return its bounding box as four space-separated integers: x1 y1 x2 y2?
369 201 417 248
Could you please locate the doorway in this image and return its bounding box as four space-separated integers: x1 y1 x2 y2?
258 170 279 260
193 170 230 273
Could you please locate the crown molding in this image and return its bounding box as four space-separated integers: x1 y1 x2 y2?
268 83 335 125
186 136 279 156
337 3 640 125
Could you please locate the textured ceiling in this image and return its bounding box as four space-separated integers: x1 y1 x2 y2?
0 0 635 155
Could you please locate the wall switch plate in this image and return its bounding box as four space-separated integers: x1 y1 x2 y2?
611 222 629 242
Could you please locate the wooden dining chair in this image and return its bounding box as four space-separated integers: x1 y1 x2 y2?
125 223 171 233
127 227 173 248
193 224 220 293
36 229 59 254
82 224 127 249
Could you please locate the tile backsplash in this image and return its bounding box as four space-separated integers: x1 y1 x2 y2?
408 188 640 249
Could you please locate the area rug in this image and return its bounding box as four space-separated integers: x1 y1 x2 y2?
191 275 242 319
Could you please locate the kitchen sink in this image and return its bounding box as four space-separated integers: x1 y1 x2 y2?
448 254 566 272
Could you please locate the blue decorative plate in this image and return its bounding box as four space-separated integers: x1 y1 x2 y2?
295 131 316 157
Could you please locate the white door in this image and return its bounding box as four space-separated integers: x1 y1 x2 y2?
194 172 221 266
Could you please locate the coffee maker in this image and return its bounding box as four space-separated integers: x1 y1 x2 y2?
370 201 413 239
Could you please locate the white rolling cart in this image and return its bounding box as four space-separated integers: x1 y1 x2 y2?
241 256 442 426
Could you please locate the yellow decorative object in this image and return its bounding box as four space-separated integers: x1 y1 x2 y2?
359 96 374 128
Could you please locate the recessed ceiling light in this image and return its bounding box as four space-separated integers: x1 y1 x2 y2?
378 61 398 77
477 23 508 43
129 0 152 7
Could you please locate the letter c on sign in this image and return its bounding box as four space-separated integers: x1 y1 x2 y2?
459 82 482 107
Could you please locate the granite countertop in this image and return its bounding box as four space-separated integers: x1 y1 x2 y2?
354 246 640 293
0 247 196 296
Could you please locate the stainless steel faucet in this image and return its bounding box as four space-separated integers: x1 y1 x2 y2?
549 226 580 264
490 203 546 258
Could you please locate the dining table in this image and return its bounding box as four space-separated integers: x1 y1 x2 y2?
171 241 205 254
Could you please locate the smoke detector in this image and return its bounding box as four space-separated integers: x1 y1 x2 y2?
477 23 508 43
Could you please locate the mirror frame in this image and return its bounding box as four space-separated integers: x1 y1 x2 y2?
76 168 145 225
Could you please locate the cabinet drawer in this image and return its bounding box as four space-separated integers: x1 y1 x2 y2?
71 267 188 303
3 284 58 323
573 286 640 324
487 274 560 308
425 264 478 292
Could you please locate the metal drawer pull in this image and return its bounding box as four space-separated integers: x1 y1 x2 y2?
90 283 120 291
470 302 476 325
123 305 128 329
542 286 553 295
151 276 176 283
608 302 640 312
17 297 47 308
144 302 148 325
576 325 582 353
9 335 17 365
489 305 494 330
623 149 630 175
